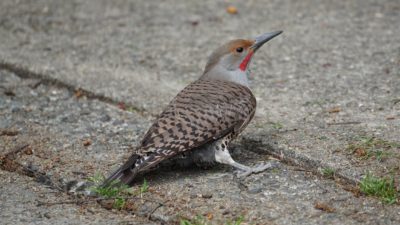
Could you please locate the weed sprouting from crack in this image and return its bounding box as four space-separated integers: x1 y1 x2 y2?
180 215 207 225
140 178 149 197
270 121 283 130
113 197 126 209
346 136 400 161
86 172 149 210
321 167 335 179
359 172 398 204
225 216 244 225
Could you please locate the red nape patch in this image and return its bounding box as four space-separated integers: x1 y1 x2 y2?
239 51 254 71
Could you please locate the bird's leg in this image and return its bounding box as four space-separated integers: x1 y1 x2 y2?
214 143 275 177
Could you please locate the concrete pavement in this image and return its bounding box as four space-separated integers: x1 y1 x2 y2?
1 0 399 224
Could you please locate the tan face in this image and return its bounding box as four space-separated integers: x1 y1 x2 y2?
227 39 255 56
204 39 255 73
204 31 282 75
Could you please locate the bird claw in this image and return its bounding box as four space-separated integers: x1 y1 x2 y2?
234 161 279 178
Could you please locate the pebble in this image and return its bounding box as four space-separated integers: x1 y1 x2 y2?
247 187 263 194
100 114 111 122
201 193 213 199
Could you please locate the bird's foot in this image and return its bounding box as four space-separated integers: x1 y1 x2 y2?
234 161 279 178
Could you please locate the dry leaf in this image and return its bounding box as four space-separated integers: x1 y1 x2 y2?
314 202 335 213
83 139 92 147
226 6 238 14
327 107 341 113
0 129 19 136
74 89 84 98
354 148 366 157
25 147 33 155
118 102 126 110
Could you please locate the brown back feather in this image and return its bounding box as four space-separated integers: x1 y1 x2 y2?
139 79 256 157
105 79 256 185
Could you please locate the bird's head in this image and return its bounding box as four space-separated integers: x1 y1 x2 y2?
201 31 282 86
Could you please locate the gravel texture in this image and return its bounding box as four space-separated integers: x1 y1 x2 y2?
0 0 400 224
1 70 399 224
0 0 399 185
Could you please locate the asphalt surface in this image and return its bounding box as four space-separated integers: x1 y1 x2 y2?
0 0 399 224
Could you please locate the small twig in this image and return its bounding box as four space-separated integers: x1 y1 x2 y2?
140 197 165 206
0 129 19 136
37 200 83 206
29 80 42 89
327 121 361 126
147 200 167 220
290 167 313 173
37 195 166 214
3 90 16 96
232 175 248 193
96 196 165 206
278 128 298 133
4 144 29 158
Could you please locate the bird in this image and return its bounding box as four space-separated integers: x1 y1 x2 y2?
104 31 283 186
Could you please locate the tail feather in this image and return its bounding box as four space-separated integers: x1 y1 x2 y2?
102 154 140 187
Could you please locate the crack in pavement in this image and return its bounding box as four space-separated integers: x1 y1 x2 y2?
0 60 361 190
1 67 399 224
0 61 151 117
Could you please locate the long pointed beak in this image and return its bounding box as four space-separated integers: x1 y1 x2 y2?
251 31 283 51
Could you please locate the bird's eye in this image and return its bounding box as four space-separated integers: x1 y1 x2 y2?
236 47 243 53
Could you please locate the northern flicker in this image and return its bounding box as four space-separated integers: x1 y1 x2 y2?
104 31 283 186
